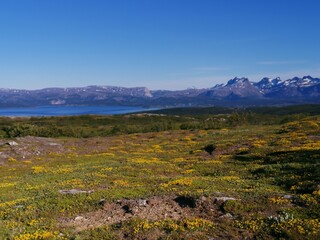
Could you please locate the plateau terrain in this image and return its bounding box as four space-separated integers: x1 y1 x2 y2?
0 105 319 239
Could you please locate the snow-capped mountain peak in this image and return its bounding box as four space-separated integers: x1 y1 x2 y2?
279 76 319 88
226 77 249 86
205 75 320 99
255 77 282 90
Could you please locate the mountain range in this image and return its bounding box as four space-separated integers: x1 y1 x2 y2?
0 76 319 107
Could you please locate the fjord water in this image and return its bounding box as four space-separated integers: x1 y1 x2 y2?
0 105 155 117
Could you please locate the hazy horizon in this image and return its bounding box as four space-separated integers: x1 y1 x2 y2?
0 74 319 91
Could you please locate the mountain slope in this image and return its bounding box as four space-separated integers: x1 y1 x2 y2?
201 77 263 99
0 76 319 107
0 86 153 107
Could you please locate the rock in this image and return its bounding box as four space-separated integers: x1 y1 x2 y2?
48 142 60 146
283 194 293 199
7 141 18 146
13 205 24 209
75 216 85 222
59 189 94 195
219 213 233 219
214 197 237 203
200 196 207 201
98 199 106 206
138 199 148 206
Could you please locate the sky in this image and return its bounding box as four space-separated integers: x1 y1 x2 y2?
0 0 320 90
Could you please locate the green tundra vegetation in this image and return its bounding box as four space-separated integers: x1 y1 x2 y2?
0 105 319 239
1 104 319 138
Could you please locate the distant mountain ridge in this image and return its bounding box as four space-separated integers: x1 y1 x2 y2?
201 77 262 98
202 75 320 99
0 76 319 107
0 86 153 107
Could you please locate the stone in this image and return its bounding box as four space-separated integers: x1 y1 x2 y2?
75 216 85 221
283 194 293 199
48 142 60 146
7 141 18 146
200 196 207 201
138 199 148 206
58 189 94 195
219 213 233 219
98 199 106 206
214 197 237 203
13 205 24 209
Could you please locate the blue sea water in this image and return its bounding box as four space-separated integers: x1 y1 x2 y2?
0 106 156 117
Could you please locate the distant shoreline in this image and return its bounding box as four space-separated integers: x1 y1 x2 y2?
0 105 158 117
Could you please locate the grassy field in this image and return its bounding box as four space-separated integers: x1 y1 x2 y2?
0 107 319 239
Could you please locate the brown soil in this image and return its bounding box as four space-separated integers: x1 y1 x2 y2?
0 136 65 164
0 136 118 164
60 195 228 232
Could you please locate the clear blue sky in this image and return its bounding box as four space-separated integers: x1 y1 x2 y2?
0 0 319 90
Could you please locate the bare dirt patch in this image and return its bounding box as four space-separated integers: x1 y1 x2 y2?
0 136 118 164
0 136 65 164
60 195 229 232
